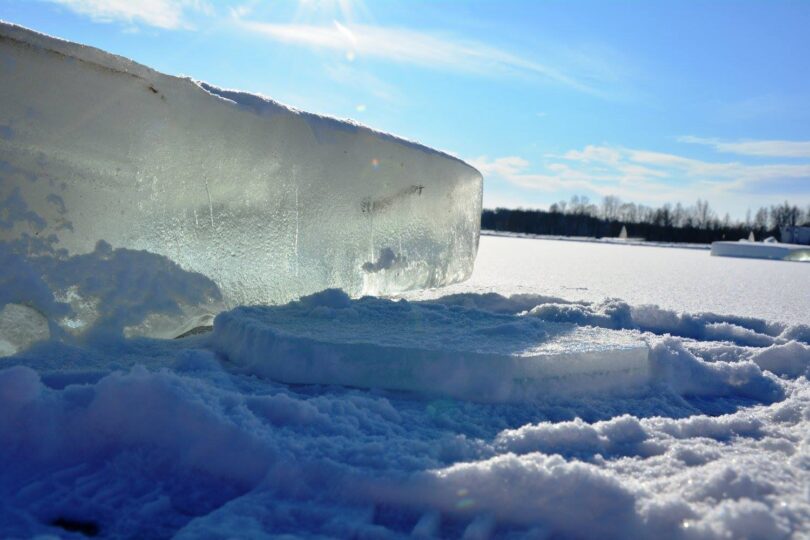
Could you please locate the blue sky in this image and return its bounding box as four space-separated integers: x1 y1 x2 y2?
2 0 809 219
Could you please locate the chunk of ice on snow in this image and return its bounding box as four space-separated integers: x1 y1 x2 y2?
711 241 810 262
0 23 482 339
211 290 650 402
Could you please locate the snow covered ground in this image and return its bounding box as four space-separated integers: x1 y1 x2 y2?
2 235 810 539
412 235 809 325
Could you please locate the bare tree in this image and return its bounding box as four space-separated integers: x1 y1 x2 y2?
770 201 800 229
619 202 638 223
694 199 713 228
673 203 685 228
601 195 621 221
754 207 769 231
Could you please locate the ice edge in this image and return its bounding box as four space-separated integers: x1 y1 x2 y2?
0 20 482 179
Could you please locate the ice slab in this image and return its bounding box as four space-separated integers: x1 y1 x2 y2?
711 241 810 262
0 23 482 340
212 290 651 402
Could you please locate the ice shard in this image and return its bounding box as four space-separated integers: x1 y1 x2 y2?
0 23 483 340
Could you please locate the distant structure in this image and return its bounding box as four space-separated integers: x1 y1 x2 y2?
748 231 755 242
616 224 644 242
781 225 810 245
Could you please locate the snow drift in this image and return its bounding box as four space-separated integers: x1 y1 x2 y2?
0 288 803 539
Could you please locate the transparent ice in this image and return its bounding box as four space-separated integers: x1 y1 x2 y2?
0 23 483 340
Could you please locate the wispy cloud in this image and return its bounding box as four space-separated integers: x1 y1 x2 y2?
233 19 604 95
45 0 212 30
470 155 621 197
472 142 810 213
323 63 401 103
678 136 810 158
473 156 531 178
40 1 626 96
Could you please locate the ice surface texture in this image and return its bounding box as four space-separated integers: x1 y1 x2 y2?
0 22 482 339
213 289 650 402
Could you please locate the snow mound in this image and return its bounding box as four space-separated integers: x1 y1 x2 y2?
211 289 651 401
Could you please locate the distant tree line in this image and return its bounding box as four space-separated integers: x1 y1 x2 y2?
481 196 810 244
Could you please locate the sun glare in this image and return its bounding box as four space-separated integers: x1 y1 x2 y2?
295 0 369 24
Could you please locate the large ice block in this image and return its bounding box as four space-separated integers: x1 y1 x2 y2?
212 290 651 402
0 23 483 339
711 240 810 262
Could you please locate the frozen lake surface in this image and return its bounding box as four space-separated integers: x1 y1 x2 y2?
1 235 809 539
406 235 810 325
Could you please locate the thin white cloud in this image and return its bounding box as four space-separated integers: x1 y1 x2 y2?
563 145 623 165
323 63 401 103
44 2 623 95
470 156 614 195
626 147 810 181
678 136 810 158
45 0 212 29
472 143 810 214
233 19 601 95
472 156 530 178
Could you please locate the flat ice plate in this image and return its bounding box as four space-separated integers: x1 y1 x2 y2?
212 290 650 402
711 241 810 262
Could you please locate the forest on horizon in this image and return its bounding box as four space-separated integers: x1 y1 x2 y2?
481 196 810 244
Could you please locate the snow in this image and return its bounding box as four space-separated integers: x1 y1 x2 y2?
711 240 810 262
0 21 482 338
407 235 810 326
1 235 809 538
2 22 810 539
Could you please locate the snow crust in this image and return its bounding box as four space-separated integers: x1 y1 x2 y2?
0 21 482 339
2 234 809 538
